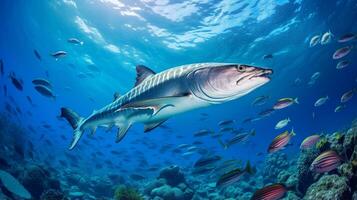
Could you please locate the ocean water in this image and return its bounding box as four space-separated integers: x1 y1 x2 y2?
0 0 357 200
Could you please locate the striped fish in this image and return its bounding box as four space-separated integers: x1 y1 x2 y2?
220 129 256 149
251 184 287 200
300 135 320 149
268 129 295 153
216 161 253 187
310 150 342 173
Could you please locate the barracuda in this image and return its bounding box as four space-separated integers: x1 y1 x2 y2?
61 63 273 149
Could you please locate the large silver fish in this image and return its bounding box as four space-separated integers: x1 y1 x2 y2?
61 63 272 149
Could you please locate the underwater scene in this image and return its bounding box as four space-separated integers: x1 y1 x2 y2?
1 0 357 199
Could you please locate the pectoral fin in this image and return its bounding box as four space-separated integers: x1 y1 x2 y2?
116 124 131 143
144 119 168 132
90 127 97 135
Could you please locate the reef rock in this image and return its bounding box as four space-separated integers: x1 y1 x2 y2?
151 185 184 200
344 127 357 159
296 148 320 194
262 152 289 183
303 175 350 200
158 165 185 187
40 189 68 200
146 166 194 200
21 165 58 199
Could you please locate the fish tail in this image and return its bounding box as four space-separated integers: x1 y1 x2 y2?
245 161 254 175
218 138 228 149
60 107 85 150
290 127 296 136
250 129 256 136
294 97 299 104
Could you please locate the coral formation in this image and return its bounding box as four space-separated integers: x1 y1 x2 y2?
145 165 194 200
303 175 350 200
40 189 68 200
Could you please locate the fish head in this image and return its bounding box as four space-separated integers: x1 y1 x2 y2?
188 63 272 103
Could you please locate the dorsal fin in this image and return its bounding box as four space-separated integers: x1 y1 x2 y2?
135 65 155 86
113 92 120 102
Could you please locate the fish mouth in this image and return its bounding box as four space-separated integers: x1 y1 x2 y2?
251 68 273 79
236 68 273 85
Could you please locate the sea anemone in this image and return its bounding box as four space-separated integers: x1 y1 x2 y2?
114 185 143 200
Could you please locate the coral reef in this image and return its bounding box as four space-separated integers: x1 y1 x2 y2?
262 152 289 183
21 164 60 199
40 189 68 200
303 175 350 200
296 148 320 194
145 165 194 200
158 165 185 187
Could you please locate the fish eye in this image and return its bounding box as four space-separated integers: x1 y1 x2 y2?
236 65 246 72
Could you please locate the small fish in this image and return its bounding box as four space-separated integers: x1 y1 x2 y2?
336 60 349 69
332 46 352 60
259 108 275 117
33 49 42 61
218 120 235 127
77 72 87 79
221 130 256 148
34 85 56 99
314 96 328 107
68 37 84 45
51 51 67 60
294 77 302 86
341 89 356 103
268 129 295 153
194 155 221 168
32 78 52 88
300 135 320 149
256 152 263 156
87 65 101 74
9 72 23 91
252 95 269 106
320 31 333 45
26 96 33 105
182 151 195 157
130 174 145 181
216 161 254 187
309 35 320 47
251 184 287 200
219 127 234 133
263 54 273 59
194 129 214 137
273 98 298 110
334 105 346 113
275 118 290 129
310 72 320 81
0 169 31 199
0 59 4 76
177 144 190 149
338 33 356 43
310 150 341 173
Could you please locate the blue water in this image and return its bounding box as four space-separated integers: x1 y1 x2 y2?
0 0 357 198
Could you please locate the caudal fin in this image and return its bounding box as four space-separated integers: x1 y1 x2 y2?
60 107 84 150
218 138 228 149
245 161 256 175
